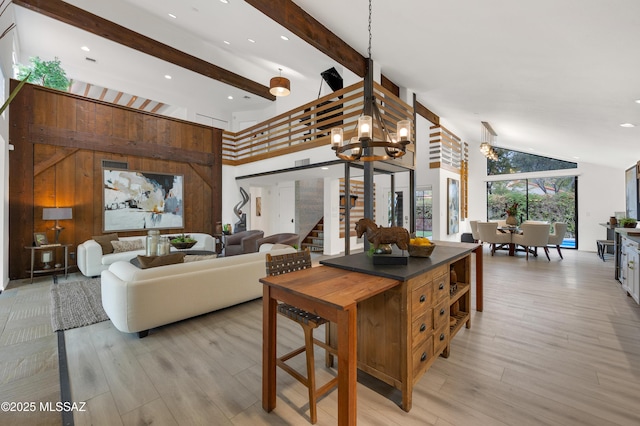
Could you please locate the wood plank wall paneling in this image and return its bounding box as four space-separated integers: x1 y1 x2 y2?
8 82 222 279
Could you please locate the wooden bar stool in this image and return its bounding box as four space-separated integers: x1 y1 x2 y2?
265 249 338 424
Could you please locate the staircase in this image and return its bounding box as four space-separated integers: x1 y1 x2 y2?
301 218 324 252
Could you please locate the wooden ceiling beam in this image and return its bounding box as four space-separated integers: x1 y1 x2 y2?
245 0 367 78
245 0 440 124
13 0 276 101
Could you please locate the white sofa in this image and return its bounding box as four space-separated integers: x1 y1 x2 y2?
101 245 296 337
77 233 215 277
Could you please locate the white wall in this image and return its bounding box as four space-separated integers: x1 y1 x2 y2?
0 6 14 290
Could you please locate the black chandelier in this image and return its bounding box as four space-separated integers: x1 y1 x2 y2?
330 0 412 162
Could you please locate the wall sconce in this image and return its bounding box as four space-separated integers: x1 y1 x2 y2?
43 207 73 244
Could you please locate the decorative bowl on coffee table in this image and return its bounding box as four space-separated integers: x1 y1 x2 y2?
170 241 197 250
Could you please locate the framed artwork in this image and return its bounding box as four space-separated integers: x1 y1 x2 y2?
103 169 184 232
447 178 460 235
34 232 48 246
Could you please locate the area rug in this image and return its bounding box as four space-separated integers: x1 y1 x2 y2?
50 278 109 332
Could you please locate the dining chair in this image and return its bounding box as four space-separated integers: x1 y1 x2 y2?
547 222 568 259
469 220 480 243
264 248 337 424
476 222 511 255
512 222 551 260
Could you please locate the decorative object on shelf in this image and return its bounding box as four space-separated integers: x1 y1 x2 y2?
620 217 638 228
269 68 290 97
222 224 232 235
610 216 618 226
170 234 197 250
215 222 223 234
505 202 518 226
479 121 498 161
43 207 72 244
146 230 160 256
355 218 410 251
450 266 458 285
41 250 53 269
329 0 412 162
34 232 48 247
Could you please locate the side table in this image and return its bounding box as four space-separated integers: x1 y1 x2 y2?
25 244 71 283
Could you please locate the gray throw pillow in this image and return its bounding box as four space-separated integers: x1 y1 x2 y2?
111 239 145 253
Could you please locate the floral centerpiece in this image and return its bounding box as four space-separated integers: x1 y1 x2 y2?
505 202 518 226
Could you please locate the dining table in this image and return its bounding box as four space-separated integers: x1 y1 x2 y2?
497 225 521 256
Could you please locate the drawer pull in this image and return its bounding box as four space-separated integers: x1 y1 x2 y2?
419 295 426 303
420 323 426 332
440 308 445 316
439 283 444 290
420 352 427 362
440 333 445 341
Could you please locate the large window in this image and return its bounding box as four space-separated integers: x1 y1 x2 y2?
486 148 577 248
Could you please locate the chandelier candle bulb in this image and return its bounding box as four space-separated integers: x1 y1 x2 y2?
397 120 411 141
331 128 344 147
358 115 372 138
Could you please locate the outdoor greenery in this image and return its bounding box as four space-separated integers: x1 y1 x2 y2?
487 177 576 238
16 56 70 91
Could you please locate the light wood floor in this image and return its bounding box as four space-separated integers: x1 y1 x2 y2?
1 248 640 425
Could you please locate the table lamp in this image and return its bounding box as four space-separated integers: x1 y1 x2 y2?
43 207 72 244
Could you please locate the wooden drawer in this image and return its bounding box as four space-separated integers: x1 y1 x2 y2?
411 311 433 350
411 334 434 378
433 272 449 304
411 281 433 321
433 323 450 356
433 299 449 330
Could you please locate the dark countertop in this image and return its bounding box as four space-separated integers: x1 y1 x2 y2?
320 243 474 281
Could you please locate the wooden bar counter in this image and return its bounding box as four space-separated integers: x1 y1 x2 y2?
320 242 478 413
261 242 480 425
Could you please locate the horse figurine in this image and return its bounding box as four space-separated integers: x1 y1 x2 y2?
355 218 410 251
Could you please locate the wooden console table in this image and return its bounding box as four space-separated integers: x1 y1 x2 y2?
24 244 71 283
260 242 480 425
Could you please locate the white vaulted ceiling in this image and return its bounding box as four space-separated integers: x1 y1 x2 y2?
10 0 640 169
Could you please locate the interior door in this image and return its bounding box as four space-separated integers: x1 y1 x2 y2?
278 185 296 233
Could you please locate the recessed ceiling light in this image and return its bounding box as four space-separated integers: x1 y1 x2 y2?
168 13 177 19
164 75 172 79
220 0 229 3
228 96 233 100
80 46 90 52
635 99 640 104
280 35 289 41
620 123 635 128
321 167 329 170
223 40 230 45
573 156 580 159
248 38 255 43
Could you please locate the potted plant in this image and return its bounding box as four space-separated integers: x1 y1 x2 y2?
619 218 638 228
505 202 518 226
170 234 197 249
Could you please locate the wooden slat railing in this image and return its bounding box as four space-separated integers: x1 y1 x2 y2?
223 80 415 166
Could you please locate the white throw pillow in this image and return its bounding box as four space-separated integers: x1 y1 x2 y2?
111 239 145 253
